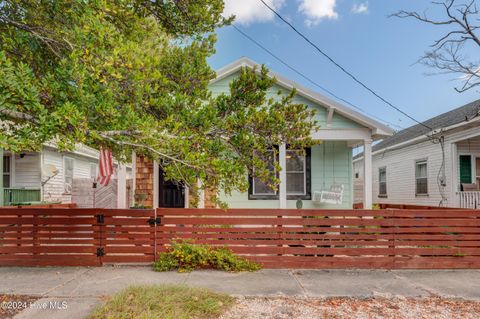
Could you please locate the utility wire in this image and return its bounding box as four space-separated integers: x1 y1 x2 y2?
258 0 432 131
232 24 404 130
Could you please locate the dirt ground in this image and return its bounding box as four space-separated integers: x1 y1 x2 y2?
221 296 480 319
0 295 40 319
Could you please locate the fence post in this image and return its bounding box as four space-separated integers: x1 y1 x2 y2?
96 208 105 266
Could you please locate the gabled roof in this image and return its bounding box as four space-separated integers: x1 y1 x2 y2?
212 57 394 139
353 99 480 160
371 99 480 153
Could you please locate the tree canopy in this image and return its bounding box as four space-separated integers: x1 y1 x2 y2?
0 0 317 202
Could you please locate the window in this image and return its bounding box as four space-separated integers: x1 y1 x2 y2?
251 150 277 197
378 167 387 197
459 155 473 184
64 157 74 194
249 148 311 200
3 155 10 188
415 160 428 195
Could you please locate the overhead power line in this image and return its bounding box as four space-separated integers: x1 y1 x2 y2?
258 0 432 131
232 24 404 130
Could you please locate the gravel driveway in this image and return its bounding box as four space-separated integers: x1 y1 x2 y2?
221 296 480 319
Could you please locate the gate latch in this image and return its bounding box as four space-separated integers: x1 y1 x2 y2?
96 247 105 257
147 217 161 226
96 214 105 224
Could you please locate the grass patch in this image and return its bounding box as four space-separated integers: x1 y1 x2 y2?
154 240 261 272
88 285 234 319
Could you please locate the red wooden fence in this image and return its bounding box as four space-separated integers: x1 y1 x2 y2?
157 208 480 269
1 207 479 268
0 208 156 266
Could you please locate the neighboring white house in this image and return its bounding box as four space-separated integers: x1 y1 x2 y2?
353 100 480 208
1 144 132 208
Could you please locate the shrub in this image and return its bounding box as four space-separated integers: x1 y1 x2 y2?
153 240 261 272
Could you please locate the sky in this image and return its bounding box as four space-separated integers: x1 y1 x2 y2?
208 0 480 131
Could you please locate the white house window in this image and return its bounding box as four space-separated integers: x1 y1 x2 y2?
3 155 10 188
252 150 277 196
249 148 311 200
415 160 428 195
286 150 306 195
64 157 74 194
378 167 387 197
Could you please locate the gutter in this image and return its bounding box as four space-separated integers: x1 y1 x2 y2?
352 116 480 163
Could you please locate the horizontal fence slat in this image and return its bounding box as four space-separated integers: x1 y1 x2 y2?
1 207 479 268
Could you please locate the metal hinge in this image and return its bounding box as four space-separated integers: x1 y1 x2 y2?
147 217 161 226
96 214 105 224
96 247 105 257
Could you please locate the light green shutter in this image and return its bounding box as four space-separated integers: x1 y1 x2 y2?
459 155 472 184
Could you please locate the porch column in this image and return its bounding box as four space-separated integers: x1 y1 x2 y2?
0 149 3 206
197 178 205 208
363 139 373 209
279 143 287 209
117 163 127 208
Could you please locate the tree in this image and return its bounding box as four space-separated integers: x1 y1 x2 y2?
0 1 317 203
393 0 480 93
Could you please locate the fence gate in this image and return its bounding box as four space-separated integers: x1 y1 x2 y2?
0 208 156 266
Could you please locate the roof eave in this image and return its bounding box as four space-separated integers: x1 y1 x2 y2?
212 57 395 138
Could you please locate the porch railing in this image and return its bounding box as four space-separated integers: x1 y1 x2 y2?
2 188 41 206
457 191 480 209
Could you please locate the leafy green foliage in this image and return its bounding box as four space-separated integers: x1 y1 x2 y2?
88 285 234 319
153 240 261 272
0 1 318 201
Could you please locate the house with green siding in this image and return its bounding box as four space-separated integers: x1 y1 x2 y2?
133 58 394 210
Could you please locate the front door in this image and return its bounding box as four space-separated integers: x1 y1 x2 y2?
158 167 185 208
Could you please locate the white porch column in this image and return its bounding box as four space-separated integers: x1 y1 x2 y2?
279 143 287 209
0 149 3 206
197 178 205 208
116 163 127 208
363 139 373 210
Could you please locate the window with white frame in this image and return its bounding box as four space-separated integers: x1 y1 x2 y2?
286 150 306 196
249 148 311 200
3 155 10 188
64 157 74 194
378 167 387 197
415 160 428 195
251 150 277 196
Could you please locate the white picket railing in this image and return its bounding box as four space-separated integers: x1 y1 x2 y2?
457 191 480 209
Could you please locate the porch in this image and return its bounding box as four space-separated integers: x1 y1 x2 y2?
1 150 42 206
453 134 480 209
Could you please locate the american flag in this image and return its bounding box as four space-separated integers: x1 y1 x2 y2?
98 148 113 186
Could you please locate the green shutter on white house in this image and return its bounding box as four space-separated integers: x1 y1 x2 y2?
459 155 472 184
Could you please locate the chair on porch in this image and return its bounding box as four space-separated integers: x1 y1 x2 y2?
313 184 345 205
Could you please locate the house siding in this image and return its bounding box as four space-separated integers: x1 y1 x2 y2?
210 70 363 209
354 124 480 207
219 141 353 209
42 147 99 203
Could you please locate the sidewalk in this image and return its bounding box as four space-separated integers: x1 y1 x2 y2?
0 266 479 318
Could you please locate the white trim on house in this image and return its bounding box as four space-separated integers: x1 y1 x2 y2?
353 116 480 164
213 57 394 140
